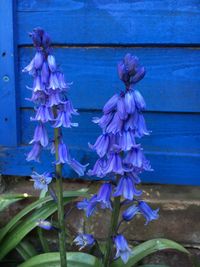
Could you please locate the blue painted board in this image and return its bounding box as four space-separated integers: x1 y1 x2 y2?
0 0 19 146
19 47 200 112
17 0 200 45
21 109 200 155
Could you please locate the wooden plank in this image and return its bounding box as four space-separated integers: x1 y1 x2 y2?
0 0 19 146
19 47 200 112
17 0 200 45
0 145 199 185
21 109 200 154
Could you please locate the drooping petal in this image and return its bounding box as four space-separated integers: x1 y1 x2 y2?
26 142 41 162
114 235 132 264
138 201 159 225
123 205 139 221
103 94 119 114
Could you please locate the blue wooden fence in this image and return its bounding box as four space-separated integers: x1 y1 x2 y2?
0 0 200 184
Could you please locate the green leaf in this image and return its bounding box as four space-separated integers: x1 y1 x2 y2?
16 241 37 260
0 193 30 212
111 238 189 267
0 189 88 241
18 252 102 267
0 196 75 260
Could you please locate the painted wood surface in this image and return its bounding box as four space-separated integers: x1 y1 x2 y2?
0 0 200 185
0 0 19 146
19 47 200 112
17 0 200 45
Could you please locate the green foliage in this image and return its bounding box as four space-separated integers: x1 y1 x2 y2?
16 241 37 260
0 193 31 212
137 265 170 267
111 238 189 267
18 252 102 267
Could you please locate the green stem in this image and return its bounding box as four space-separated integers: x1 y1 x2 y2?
103 195 121 267
54 127 67 267
37 228 50 253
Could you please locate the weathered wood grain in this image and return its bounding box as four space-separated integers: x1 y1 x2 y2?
17 0 200 45
0 0 19 146
19 47 200 112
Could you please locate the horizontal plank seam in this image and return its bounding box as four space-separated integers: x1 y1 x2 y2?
18 44 200 49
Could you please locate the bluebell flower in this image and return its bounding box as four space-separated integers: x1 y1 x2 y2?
56 141 71 164
138 201 159 225
103 152 124 175
124 91 135 114
57 72 69 90
47 55 57 72
134 90 146 111
114 234 132 263
41 61 50 84
113 176 142 200
77 198 89 210
96 183 112 209
130 66 145 84
116 130 136 151
87 158 107 178
89 133 112 158
74 234 95 250
69 158 88 177
106 112 123 134
32 105 54 123
30 123 48 147
117 96 128 120
31 171 52 192
48 72 60 90
103 94 118 114
122 205 139 221
26 142 41 162
77 196 98 217
47 89 63 106
93 113 113 130
37 219 53 230
53 104 78 128
135 113 149 138
34 51 44 70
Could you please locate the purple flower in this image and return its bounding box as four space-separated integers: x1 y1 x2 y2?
124 91 135 114
77 198 89 210
116 131 136 151
138 201 159 225
37 219 53 230
85 195 98 217
114 234 132 263
69 158 88 177
30 123 48 147
135 113 149 138
47 55 57 72
87 158 107 178
41 61 50 84
96 183 112 209
122 205 139 221
103 94 118 114
31 171 52 192
32 105 54 123
93 113 113 130
134 90 146 111
89 134 111 158
113 176 142 200
117 95 128 120
130 66 145 84
56 141 71 164
32 75 45 93
106 112 123 134
53 104 78 128
74 234 95 250
26 142 41 162
124 146 152 171
34 51 44 69
22 58 35 75
48 72 60 90
47 89 63 106
104 152 124 175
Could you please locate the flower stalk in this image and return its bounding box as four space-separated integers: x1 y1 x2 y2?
54 127 67 267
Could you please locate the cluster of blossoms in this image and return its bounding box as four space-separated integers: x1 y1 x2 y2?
23 28 87 188
75 54 159 263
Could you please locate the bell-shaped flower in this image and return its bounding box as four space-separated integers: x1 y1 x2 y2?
74 234 95 250
32 105 54 123
30 123 48 147
113 176 142 200
47 54 57 72
87 158 107 178
53 104 78 128
103 94 118 114
22 58 35 75
138 201 159 225
134 90 146 111
32 75 45 92
47 89 63 107
56 141 71 164
34 51 44 69
122 205 139 221
114 234 132 264
135 113 149 138
130 66 145 84
26 142 41 162
124 91 135 114
106 112 123 134
116 130 136 151
31 171 52 192
96 183 112 209
48 72 60 90
69 158 88 177
41 61 50 84
93 113 113 130
104 151 124 175
117 96 128 120
89 133 111 158
37 219 53 230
